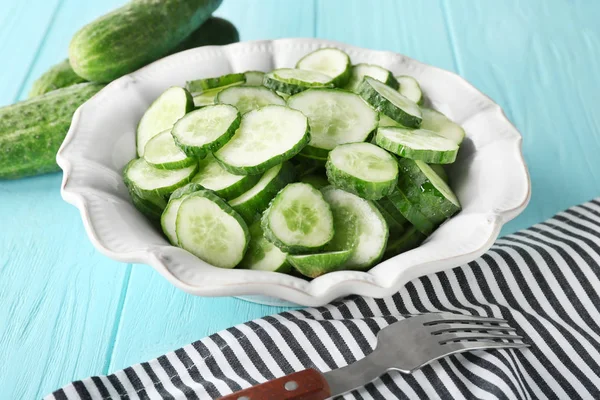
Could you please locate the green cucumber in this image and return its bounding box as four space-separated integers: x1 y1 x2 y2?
0 82 104 179
375 126 459 164
326 142 398 200
239 221 291 273
161 183 204 245
387 188 436 235
300 173 329 190
287 89 378 155
123 158 198 200
262 183 335 253
287 250 352 278
28 59 86 98
214 105 310 175
69 0 222 82
229 161 296 224
430 164 448 183
295 48 352 87
216 86 285 114
137 86 194 157
395 75 424 105
345 64 399 92
420 108 466 145
358 76 422 128
383 226 426 260
321 186 388 270
244 71 265 86
129 189 164 222
373 201 406 237
191 154 260 200
187 73 246 94
171 104 241 158
176 189 249 269
294 153 327 167
378 113 401 128
376 197 408 227
263 68 334 95
143 130 196 170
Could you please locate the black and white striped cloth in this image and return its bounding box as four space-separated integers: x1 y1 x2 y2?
48 199 600 400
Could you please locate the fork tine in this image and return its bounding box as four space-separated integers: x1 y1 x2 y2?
442 341 530 355
430 323 516 335
424 313 508 325
435 332 523 344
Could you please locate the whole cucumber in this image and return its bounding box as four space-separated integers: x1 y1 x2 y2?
30 17 239 98
69 0 223 83
0 83 104 179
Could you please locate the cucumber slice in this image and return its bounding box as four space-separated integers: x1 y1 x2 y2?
239 221 291 273
358 77 422 128
420 108 466 145
395 75 424 105
376 126 459 164
287 89 378 154
191 154 261 200
383 226 426 260
263 68 334 95
387 187 436 235
262 183 334 253
172 104 241 158
326 142 398 200
137 86 193 157
376 197 408 227
396 158 461 221
378 113 401 128
229 161 296 224
187 73 246 93
216 86 285 114
429 164 449 183
300 173 329 190
123 158 198 199
129 189 164 222
373 200 406 237
143 130 196 170
176 190 249 269
214 105 310 175
296 48 351 87
345 64 399 92
192 81 244 108
160 183 203 245
244 71 265 86
287 250 352 278
294 153 327 167
321 186 388 270
276 91 290 100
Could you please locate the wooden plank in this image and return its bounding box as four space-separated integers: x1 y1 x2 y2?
440 0 600 233
109 0 316 372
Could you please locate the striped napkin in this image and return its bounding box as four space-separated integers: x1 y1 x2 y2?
47 199 600 400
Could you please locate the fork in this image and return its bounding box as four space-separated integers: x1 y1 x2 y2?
219 313 528 400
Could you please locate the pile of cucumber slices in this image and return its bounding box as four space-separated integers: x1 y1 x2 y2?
123 47 466 278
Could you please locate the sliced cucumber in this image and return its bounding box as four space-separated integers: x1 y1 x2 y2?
263 68 334 95
229 161 296 224
321 186 388 270
176 190 249 269
296 48 351 87
376 126 459 164
216 86 285 114
244 71 265 86
300 173 329 190
376 197 408 227
123 158 198 199
129 189 164 222
345 64 399 92
396 158 461 222
420 108 466 145
160 183 203 245
396 75 424 105
373 201 405 237
287 89 378 154
172 104 241 158
262 183 335 253
358 77 422 128
294 153 327 167
191 154 260 200
214 105 310 175
187 73 246 93
239 221 291 273
383 226 426 260
378 113 401 128
137 86 193 157
287 250 352 278
192 81 244 108
276 91 290 100
387 187 436 235
326 142 398 200
143 130 195 170
429 164 448 183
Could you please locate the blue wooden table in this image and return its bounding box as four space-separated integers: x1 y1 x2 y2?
1 1 599 397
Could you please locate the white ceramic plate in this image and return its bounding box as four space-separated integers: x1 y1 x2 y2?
57 38 530 307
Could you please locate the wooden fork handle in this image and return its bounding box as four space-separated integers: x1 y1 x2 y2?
218 368 331 400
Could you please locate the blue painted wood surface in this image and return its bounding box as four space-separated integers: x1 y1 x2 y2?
1 0 599 397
